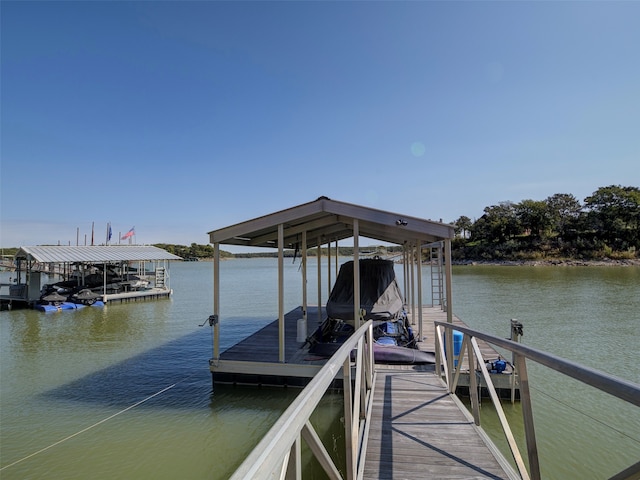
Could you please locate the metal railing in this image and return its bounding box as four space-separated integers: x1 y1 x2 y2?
229 320 375 480
434 320 640 480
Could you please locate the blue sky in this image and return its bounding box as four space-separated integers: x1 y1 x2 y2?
2 1 638 249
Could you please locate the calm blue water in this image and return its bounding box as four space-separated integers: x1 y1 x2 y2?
1 259 638 479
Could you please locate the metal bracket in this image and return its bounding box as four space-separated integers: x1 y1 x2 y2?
510 319 524 337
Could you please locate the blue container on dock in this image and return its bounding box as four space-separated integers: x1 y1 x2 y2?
443 330 463 366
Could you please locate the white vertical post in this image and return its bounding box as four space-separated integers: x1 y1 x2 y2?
343 356 355 480
317 241 322 324
302 231 307 324
516 354 541 480
327 240 331 300
403 245 409 307
213 243 220 360
278 224 285 363
353 219 360 327
416 240 423 342
410 243 415 323
334 239 339 278
444 238 454 380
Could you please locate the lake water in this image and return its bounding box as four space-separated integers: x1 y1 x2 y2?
1 259 638 479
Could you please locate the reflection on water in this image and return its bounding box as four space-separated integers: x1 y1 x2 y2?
1 261 639 479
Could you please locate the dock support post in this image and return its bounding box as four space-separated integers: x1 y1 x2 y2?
213 243 220 361
334 239 339 278
327 239 331 300
416 239 423 342
353 219 360 328
317 241 322 324
410 243 416 325
402 244 409 310
278 223 285 363
302 231 308 328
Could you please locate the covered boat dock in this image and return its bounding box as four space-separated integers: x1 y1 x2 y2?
207 196 458 385
1 245 182 309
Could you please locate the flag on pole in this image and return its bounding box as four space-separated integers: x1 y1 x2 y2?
107 223 112 243
121 226 135 240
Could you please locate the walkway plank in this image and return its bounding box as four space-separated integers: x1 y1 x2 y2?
363 367 517 480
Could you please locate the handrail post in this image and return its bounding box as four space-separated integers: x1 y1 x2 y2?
471 337 530 480
343 353 355 480
466 336 481 426
510 319 523 404
515 354 541 480
285 437 301 480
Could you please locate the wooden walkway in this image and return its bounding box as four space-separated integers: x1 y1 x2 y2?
363 365 517 479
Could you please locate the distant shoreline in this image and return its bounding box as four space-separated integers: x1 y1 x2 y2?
201 256 640 266
452 258 640 267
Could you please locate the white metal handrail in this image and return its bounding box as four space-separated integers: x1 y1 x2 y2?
434 320 640 480
229 320 375 480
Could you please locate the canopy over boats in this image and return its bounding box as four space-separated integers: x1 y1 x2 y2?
207 196 454 375
3 245 182 308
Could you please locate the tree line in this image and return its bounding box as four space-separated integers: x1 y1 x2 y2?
452 185 639 261
5 185 634 262
158 185 638 262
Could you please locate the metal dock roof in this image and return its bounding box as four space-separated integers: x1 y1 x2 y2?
208 196 455 249
14 245 182 263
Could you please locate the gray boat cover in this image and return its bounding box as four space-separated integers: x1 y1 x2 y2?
326 258 404 321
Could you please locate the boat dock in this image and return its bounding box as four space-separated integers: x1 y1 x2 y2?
216 305 520 478
212 305 517 398
209 198 639 480
1 245 181 310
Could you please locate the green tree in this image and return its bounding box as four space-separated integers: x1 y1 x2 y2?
454 215 472 239
584 185 640 250
515 199 550 240
545 193 582 240
471 202 519 243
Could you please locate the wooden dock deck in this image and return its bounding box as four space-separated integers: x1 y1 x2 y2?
363 365 517 479
213 305 518 397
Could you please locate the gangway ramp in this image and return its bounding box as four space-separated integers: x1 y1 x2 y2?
363 366 519 480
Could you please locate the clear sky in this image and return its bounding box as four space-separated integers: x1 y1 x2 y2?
2 1 638 249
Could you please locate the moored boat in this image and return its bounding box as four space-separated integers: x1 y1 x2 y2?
307 257 436 364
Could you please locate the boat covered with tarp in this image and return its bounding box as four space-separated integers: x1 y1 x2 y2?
307 258 435 364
